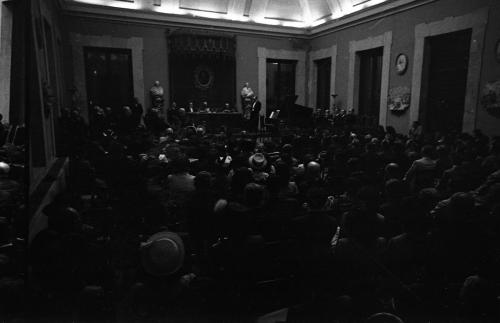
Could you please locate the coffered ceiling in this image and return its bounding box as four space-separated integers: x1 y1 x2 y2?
61 0 428 35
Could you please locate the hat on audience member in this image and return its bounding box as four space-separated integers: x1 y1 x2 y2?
141 231 185 276
248 153 267 171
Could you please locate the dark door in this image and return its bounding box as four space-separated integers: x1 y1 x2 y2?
266 59 296 115
84 47 134 117
316 57 331 111
358 47 383 127
423 29 471 133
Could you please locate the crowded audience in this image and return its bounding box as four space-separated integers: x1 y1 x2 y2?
25 103 500 322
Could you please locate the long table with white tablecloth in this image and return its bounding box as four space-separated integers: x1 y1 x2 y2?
187 112 244 132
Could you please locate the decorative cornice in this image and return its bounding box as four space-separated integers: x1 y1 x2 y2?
61 0 438 39
310 0 438 37
62 2 308 38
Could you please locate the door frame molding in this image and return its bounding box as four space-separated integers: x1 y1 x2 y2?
409 8 488 132
257 47 306 117
308 45 337 112
347 31 392 127
70 33 144 122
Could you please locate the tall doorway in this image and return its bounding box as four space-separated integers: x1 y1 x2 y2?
266 59 296 117
84 47 134 117
421 29 471 133
357 47 383 127
315 57 331 111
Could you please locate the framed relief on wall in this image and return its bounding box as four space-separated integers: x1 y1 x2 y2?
395 53 408 75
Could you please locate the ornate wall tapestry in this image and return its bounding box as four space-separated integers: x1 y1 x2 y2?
388 86 411 114
168 30 236 109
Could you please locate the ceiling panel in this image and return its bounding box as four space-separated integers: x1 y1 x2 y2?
265 0 304 22
179 0 230 14
309 0 332 21
67 0 393 28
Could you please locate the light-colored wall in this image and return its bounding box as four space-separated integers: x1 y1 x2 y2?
64 17 297 114
0 1 13 123
63 0 500 136
310 0 500 136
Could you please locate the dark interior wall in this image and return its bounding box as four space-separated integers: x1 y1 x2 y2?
64 17 169 113
64 16 295 113
310 0 500 136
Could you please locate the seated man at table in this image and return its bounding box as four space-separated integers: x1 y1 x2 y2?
222 102 236 113
201 101 210 113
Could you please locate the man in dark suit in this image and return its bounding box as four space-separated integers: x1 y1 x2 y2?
249 98 261 131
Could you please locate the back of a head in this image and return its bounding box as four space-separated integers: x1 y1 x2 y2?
449 192 475 221
194 171 212 191
366 312 405 323
345 207 378 242
384 163 400 179
306 161 321 178
244 183 264 208
385 179 405 199
231 167 252 194
274 161 291 183
421 145 434 158
171 155 189 174
306 187 328 210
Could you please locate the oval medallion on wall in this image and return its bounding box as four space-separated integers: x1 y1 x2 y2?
395 53 408 75
194 65 214 90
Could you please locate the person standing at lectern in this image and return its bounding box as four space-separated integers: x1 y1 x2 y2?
241 82 255 117
250 98 261 131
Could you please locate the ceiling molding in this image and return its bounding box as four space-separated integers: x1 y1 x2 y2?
310 0 438 37
61 0 438 39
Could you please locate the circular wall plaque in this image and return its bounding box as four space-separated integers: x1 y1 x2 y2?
395 53 408 75
194 65 214 90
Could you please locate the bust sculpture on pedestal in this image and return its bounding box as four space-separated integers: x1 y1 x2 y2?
150 81 164 109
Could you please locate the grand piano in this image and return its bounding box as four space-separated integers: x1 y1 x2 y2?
273 95 313 127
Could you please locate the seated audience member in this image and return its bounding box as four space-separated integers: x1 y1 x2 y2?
268 161 299 200
292 187 337 263
166 156 195 221
333 207 387 313
186 171 217 254
429 192 491 284
384 205 430 285
276 144 299 168
379 179 407 238
404 145 437 193
297 161 325 200
384 162 401 181
131 97 144 127
248 152 274 185
115 105 136 135
144 108 167 136
409 120 422 141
